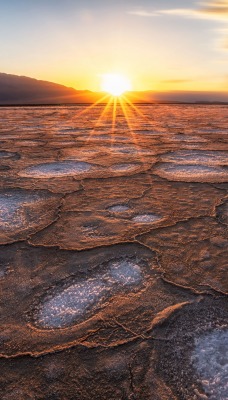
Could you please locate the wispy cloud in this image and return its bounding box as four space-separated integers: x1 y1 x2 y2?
159 9 199 17
128 1 228 20
162 1 228 50
161 1 228 20
128 10 158 17
128 1 228 49
199 1 228 18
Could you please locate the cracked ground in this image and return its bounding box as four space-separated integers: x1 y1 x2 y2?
0 104 227 399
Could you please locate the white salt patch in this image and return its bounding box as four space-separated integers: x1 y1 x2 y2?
19 161 92 178
0 151 19 159
111 146 138 154
61 128 81 133
161 151 228 166
0 267 6 278
108 205 130 213
132 214 162 223
135 130 161 135
154 163 228 183
199 129 224 134
164 134 208 143
108 260 142 286
111 164 139 172
91 134 111 140
191 329 228 400
111 136 129 141
111 146 152 155
36 257 144 329
0 190 49 229
63 149 98 160
38 278 108 328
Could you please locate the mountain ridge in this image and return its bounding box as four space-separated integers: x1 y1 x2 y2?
1 73 228 104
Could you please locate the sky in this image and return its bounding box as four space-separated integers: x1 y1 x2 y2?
0 0 228 92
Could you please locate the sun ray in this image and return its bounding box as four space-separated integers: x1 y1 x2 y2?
122 95 145 118
110 96 117 148
119 97 153 185
75 94 110 119
122 95 155 128
85 96 113 144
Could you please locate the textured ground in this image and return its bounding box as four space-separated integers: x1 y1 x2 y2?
0 104 227 399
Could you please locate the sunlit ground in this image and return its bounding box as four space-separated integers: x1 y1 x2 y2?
75 91 154 183
76 73 149 141
70 73 157 183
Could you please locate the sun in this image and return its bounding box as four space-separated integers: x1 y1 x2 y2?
101 73 131 97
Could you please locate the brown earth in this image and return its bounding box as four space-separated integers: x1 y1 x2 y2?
0 104 227 399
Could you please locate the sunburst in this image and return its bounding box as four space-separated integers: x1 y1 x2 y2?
101 73 131 97
73 75 153 184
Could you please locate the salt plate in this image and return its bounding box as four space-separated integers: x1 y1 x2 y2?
191 329 228 400
0 150 20 160
35 258 144 329
160 150 228 166
0 189 60 242
132 214 162 223
19 161 92 178
107 204 130 213
153 163 228 183
110 164 139 172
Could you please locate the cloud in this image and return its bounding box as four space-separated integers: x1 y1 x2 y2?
128 1 228 49
199 1 228 17
128 1 228 20
127 10 158 17
160 9 200 17
216 27 228 48
161 1 228 50
161 2 228 20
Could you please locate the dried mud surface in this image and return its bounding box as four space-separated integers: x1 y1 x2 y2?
0 105 227 399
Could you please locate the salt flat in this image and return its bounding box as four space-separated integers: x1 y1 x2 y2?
0 104 227 400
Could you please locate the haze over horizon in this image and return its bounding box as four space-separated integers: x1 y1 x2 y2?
1 72 228 104
1 0 228 94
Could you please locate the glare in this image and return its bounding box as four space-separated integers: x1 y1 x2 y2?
101 73 131 97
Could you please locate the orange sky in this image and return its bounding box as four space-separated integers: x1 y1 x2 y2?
0 0 228 92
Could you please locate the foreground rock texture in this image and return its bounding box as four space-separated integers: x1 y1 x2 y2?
0 104 227 399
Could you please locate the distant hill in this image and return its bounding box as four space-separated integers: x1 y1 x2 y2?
0 73 102 105
0 73 228 104
126 90 228 104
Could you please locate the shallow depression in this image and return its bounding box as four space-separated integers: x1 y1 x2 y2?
161 150 228 166
191 329 228 400
19 161 93 178
153 163 228 183
0 150 20 160
0 190 50 228
35 258 144 329
108 260 142 285
132 214 162 224
107 204 130 213
110 163 139 172
0 189 60 242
